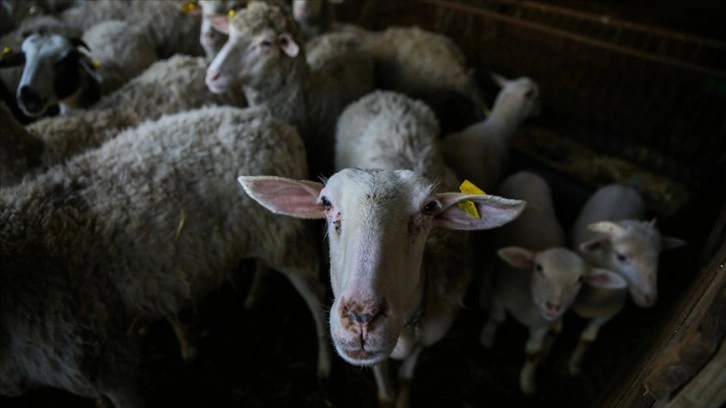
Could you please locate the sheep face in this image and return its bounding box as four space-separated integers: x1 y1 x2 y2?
6 32 96 117
205 0 301 94
498 247 627 321
579 220 685 307
238 168 526 367
490 73 541 122
197 1 242 60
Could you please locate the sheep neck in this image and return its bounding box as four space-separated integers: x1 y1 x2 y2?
242 58 313 135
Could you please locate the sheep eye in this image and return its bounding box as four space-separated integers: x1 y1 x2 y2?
535 264 543 273
616 252 628 263
422 200 439 216
577 275 584 284
260 40 272 47
320 196 331 209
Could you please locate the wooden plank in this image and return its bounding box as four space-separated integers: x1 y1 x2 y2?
663 340 726 408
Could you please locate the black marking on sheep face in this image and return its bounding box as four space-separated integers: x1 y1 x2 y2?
53 50 82 100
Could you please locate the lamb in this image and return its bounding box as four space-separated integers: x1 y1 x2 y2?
440 74 541 193
290 0 488 133
0 20 158 117
2 54 245 187
239 90 527 407
479 171 626 394
204 0 375 178
567 184 686 375
0 105 331 407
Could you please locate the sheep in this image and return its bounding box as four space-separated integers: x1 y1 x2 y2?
0 20 158 117
186 0 241 61
479 171 627 394
205 0 374 178
0 104 331 407
567 184 686 375
1 54 246 187
52 0 203 58
290 0 488 133
0 0 76 36
440 74 541 193
239 89 527 407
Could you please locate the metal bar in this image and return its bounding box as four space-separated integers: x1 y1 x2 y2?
417 0 726 78
479 0 726 48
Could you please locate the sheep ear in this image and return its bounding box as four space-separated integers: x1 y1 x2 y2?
208 14 230 34
238 176 325 219
0 50 25 68
579 237 606 253
490 72 508 88
662 235 686 250
433 192 525 231
588 221 625 236
278 33 299 57
497 247 535 269
586 268 627 289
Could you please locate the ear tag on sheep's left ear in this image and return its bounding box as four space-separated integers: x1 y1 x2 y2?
1 46 11 57
181 1 200 14
457 179 486 218
91 59 101 69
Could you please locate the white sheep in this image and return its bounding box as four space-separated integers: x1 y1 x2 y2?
290 0 488 133
1 54 245 187
239 90 526 407
567 184 686 375
440 74 541 193
0 0 76 36
0 105 331 407
205 0 374 178
0 20 158 117
479 171 626 394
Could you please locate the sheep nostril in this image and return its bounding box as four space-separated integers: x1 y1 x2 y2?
206 71 221 81
18 86 44 113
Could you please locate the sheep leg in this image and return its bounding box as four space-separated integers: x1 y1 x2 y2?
480 300 506 347
373 360 395 407
244 260 270 309
519 325 549 395
280 269 331 380
396 346 423 408
568 316 611 376
540 319 562 363
167 313 197 361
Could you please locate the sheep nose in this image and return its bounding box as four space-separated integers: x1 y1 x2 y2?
546 301 561 313
643 294 657 307
18 86 44 113
340 299 386 333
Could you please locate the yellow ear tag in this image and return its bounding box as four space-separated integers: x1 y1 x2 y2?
228 8 236 18
1 46 11 56
181 1 199 14
457 179 486 218
92 59 101 69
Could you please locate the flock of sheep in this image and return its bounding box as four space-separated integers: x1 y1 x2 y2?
0 0 685 407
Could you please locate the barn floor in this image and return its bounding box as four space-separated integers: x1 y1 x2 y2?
1 149 713 408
